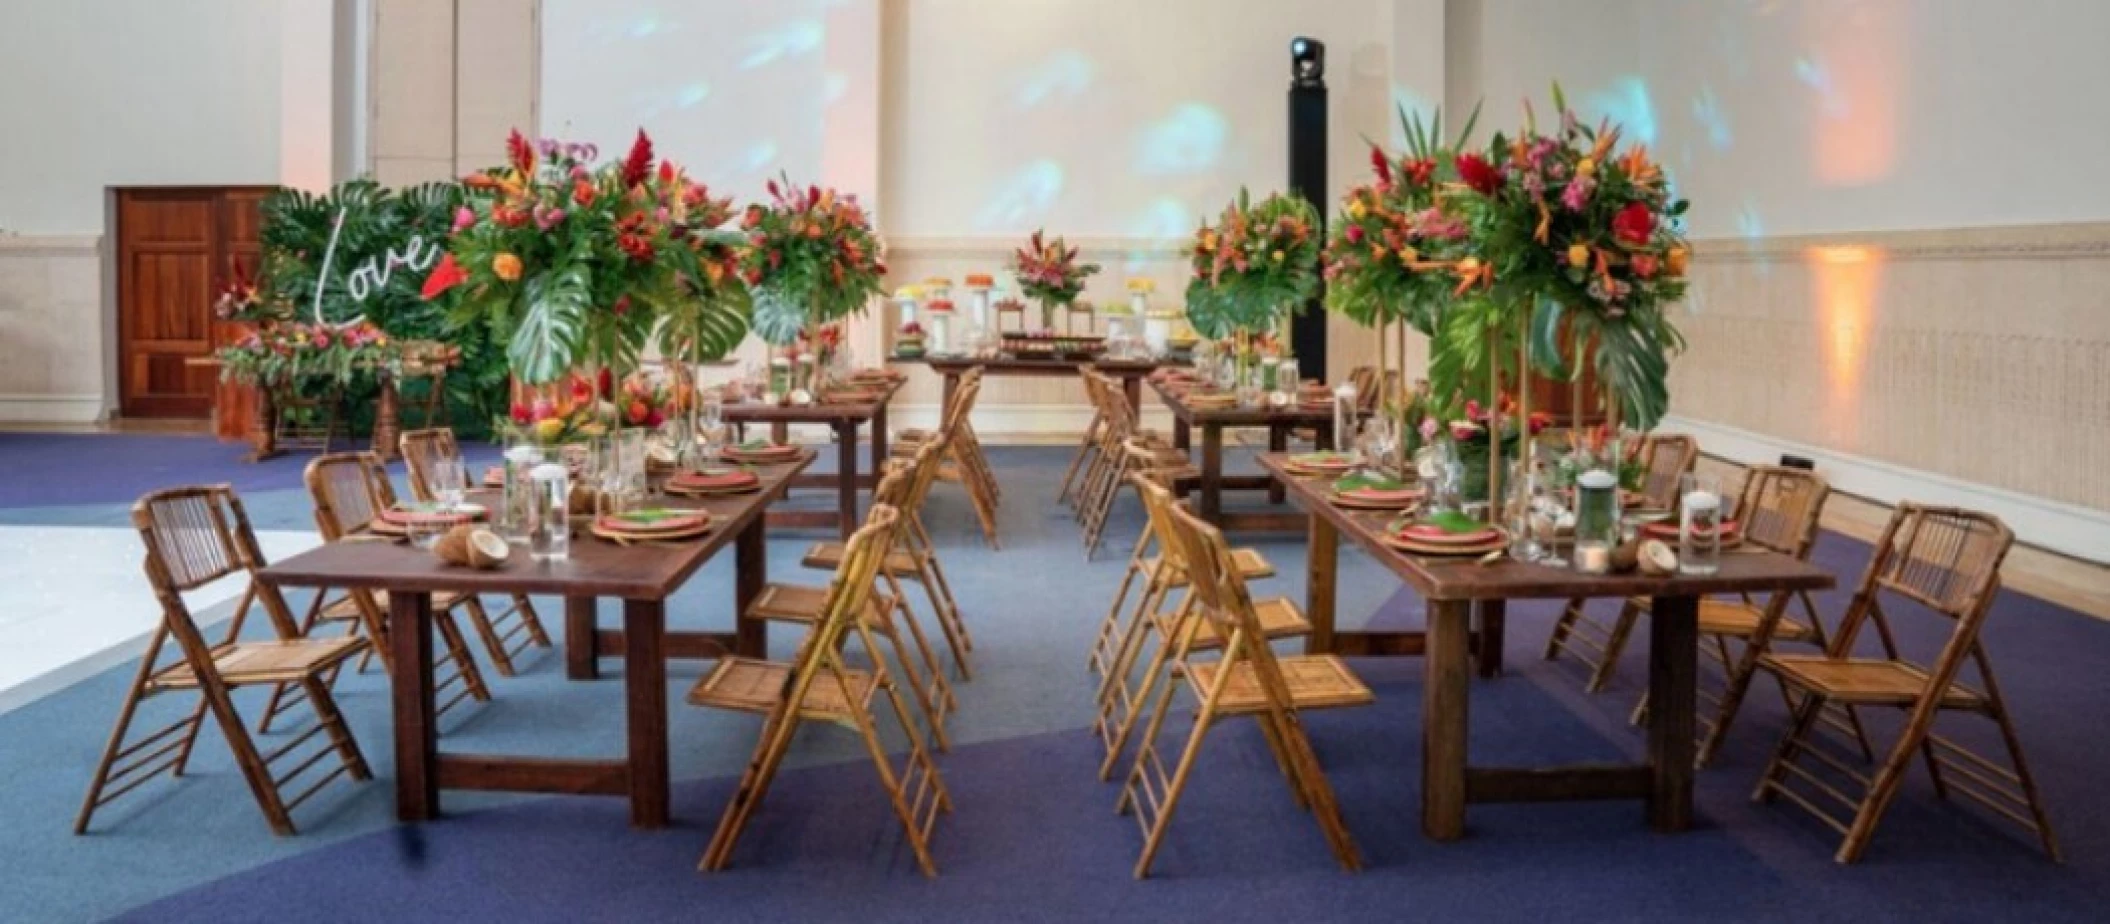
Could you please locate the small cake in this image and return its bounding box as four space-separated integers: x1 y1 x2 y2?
964 273 994 289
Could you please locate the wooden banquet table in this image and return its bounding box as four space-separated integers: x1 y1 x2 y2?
722 377 901 539
1259 453 1837 841
891 355 1172 415
1153 379 1335 531
259 451 814 830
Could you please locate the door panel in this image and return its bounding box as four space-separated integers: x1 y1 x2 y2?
116 187 274 419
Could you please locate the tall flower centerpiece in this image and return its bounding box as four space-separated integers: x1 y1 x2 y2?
1185 189 1321 387
740 175 887 362
1010 229 1100 330
1322 106 1480 425
434 130 750 393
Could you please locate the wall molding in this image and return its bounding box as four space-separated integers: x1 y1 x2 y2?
1692 221 2110 264
0 394 105 424
1665 414 2108 564
0 233 100 256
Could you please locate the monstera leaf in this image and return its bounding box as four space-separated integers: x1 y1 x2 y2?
509 267 592 384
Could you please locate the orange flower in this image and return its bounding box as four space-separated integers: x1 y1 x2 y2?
492 253 523 281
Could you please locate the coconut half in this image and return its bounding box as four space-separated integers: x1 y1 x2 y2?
1638 539 1679 576
435 524 511 569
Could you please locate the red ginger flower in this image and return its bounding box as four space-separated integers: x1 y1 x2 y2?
506 129 534 175
620 129 654 189
1456 154 1502 196
1369 145 1392 188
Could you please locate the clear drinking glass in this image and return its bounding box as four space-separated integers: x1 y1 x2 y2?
1505 459 1545 563
499 441 539 544
1574 469 1619 573
433 458 467 511
529 460 570 561
1680 472 1724 574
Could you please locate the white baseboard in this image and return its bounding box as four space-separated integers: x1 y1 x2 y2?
1665 415 2109 563
0 393 105 424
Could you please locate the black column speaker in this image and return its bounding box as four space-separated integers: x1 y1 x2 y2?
1287 36 1329 375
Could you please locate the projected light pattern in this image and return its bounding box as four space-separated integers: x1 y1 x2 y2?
1585 77 1657 147
976 160 1065 230
1691 86 1730 149
1135 103 1228 176
739 20 824 69
1015 52 1095 108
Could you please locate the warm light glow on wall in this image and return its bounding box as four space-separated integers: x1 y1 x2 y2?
1808 244 1883 445
1804 0 1904 187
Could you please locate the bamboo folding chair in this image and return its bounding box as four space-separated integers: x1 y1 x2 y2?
692 505 952 877
400 427 553 676
1117 502 1370 877
1542 432 1700 690
895 366 1002 547
750 451 956 750
816 385 980 680
1753 504 2058 863
1057 364 1110 507
1622 466 1877 767
76 486 371 836
1076 370 1173 558
1085 438 1256 682
268 452 492 729
1094 475 1308 781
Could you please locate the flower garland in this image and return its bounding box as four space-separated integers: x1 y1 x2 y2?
217 320 398 387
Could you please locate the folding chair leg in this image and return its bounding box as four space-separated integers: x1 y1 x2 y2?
1097 598 1186 781
1129 699 1216 879
198 681 297 836
434 610 492 703
301 676 372 782
856 674 946 878
1972 649 2064 861
1588 600 1645 692
1544 597 1587 659
458 596 517 677
703 711 802 871
887 576 957 717
873 604 950 753
1838 698 1938 864
1089 552 1148 675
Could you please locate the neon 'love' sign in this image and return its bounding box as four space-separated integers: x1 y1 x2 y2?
309 207 442 328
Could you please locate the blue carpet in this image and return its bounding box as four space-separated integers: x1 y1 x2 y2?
1 434 2105 922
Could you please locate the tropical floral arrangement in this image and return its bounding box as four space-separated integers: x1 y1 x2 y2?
433 130 750 384
798 322 846 370
1445 393 1555 501
1322 107 1481 339
505 372 608 446
217 320 398 387
739 175 886 345
615 373 682 430
212 266 279 324
1010 229 1100 328
1441 85 1691 430
1184 189 1321 340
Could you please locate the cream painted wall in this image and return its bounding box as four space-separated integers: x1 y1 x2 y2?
1449 0 2110 557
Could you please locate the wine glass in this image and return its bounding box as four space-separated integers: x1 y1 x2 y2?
696 391 727 469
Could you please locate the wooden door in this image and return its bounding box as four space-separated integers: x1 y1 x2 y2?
116 187 271 418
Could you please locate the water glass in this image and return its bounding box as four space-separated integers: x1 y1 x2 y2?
528 461 570 561
498 442 539 544
1680 472 1724 575
432 458 467 511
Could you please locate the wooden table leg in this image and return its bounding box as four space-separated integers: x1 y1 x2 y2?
836 421 859 540
1173 418 1191 452
735 514 768 657
564 595 599 681
372 376 402 462
244 384 282 463
623 598 670 829
1423 599 1472 841
1123 375 1142 415
1647 594 1699 831
1267 426 1288 503
1305 512 1337 655
1473 600 1507 678
771 421 789 445
1199 423 1224 524
389 589 438 821
941 373 959 419
871 402 889 477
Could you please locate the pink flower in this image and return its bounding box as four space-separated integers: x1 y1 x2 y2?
1560 175 1593 212
312 330 332 349
1345 224 1364 244
452 207 476 233
1419 416 1438 442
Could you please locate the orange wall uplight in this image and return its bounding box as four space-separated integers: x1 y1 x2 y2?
1807 244 1883 444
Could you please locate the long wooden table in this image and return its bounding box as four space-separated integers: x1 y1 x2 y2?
722 378 900 539
259 452 814 830
1260 453 1837 841
891 355 1173 415
1155 380 1334 531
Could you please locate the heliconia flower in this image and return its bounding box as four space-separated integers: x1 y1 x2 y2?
612 295 631 316
452 206 476 233
510 402 533 425
1456 153 1503 196
1631 253 1660 279
1369 145 1392 188
506 129 534 175
658 160 676 185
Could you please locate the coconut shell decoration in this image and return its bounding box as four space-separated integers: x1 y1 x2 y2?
1638 539 1679 576
1610 538 1643 574
433 525 510 569
569 483 600 515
